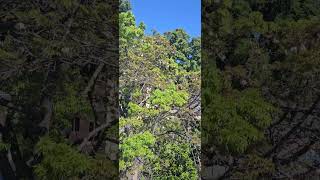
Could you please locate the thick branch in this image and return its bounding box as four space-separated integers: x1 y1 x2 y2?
82 63 105 97
38 97 53 130
78 121 116 151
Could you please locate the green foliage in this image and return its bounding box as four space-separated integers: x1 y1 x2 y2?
0 49 18 61
34 136 91 179
120 117 143 129
203 89 275 153
234 11 268 35
189 37 201 71
0 141 10 151
233 155 275 179
0 0 119 178
152 143 198 180
128 102 159 117
119 7 200 179
54 81 92 128
203 0 320 178
120 12 145 46
34 137 119 179
55 0 76 9
120 131 156 170
164 29 201 71
87 154 119 179
120 0 132 12
150 83 189 111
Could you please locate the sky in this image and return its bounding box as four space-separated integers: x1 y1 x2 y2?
131 0 201 37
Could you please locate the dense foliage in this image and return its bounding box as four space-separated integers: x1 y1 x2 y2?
203 0 320 179
119 7 201 180
3 0 319 179
0 0 118 179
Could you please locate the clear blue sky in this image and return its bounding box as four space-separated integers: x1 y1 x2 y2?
131 0 201 37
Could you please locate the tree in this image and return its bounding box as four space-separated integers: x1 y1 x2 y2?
119 10 200 179
202 0 320 179
120 0 132 13
0 0 119 179
165 29 201 71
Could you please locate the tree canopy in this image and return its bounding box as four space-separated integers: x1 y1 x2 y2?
0 0 118 179
119 7 201 179
202 0 320 179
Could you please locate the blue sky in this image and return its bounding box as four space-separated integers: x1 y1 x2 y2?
131 0 201 37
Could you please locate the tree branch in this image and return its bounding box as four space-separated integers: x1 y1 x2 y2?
78 121 116 151
81 63 105 97
264 95 320 157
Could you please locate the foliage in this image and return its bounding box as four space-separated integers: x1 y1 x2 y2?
165 29 201 71
203 0 320 178
119 6 200 179
149 83 189 111
0 0 118 179
34 136 90 179
120 131 156 170
233 155 275 179
152 143 198 180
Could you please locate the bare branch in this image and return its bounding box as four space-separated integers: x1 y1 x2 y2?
81 63 105 97
78 121 116 151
